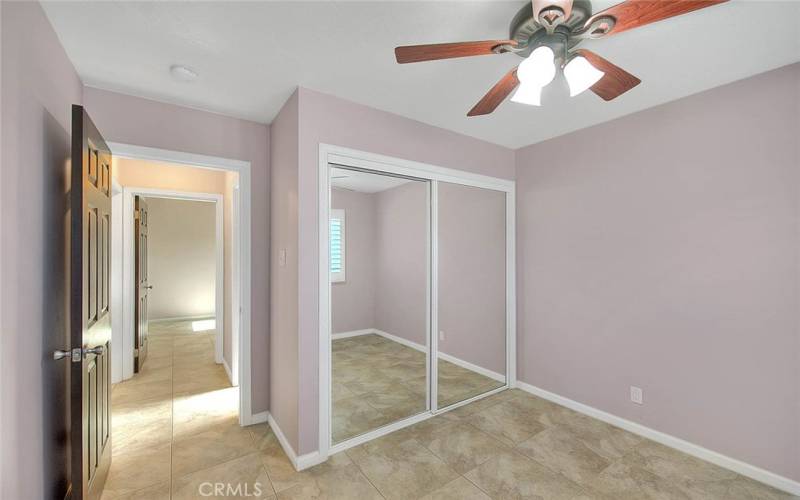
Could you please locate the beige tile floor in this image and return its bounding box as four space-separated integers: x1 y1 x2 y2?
104 321 796 500
332 334 505 444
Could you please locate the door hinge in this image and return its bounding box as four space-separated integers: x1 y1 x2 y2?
134 211 140 220
134 348 139 357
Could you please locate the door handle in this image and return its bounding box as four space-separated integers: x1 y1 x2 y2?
144 285 154 290
84 345 105 357
53 348 82 362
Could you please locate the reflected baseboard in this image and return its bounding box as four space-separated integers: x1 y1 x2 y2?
331 328 505 383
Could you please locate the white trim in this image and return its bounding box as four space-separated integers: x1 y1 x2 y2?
109 142 249 172
319 143 516 459
250 411 268 425
223 357 233 385
149 314 214 323
330 383 509 456
231 183 241 388
267 413 327 471
506 186 517 387
326 146 514 192
333 328 504 383
330 411 433 456
110 179 124 384
318 151 332 461
438 352 505 384
374 329 426 353
109 142 254 426
429 180 438 414
514 382 800 496
330 329 374 340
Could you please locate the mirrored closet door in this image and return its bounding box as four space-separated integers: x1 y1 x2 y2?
325 156 513 450
435 182 507 409
330 166 430 445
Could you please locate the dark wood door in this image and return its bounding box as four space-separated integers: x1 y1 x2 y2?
70 105 112 500
134 195 150 372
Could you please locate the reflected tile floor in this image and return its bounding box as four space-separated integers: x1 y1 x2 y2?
105 322 796 500
332 334 505 443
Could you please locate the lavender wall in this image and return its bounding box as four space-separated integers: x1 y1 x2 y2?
0 2 84 497
438 182 506 375
331 188 377 333
82 87 271 414
515 63 800 481
295 87 516 454
269 91 300 450
373 181 429 346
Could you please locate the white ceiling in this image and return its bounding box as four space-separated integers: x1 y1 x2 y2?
42 1 800 149
331 167 414 193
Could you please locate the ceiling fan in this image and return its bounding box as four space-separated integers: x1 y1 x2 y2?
394 0 728 116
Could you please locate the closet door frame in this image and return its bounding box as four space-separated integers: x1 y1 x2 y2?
318 144 516 458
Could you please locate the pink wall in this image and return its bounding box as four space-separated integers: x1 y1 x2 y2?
269 90 300 450
438 182 506 375
295 87 516 454
333 182 507 376
0 2 84 497
373 181 429 346
515 63 800 481
331 188 377 333
82 87 271 414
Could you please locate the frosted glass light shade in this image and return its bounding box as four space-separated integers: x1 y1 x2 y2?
564 56 605 96
517 46 556 88
510 83 542 106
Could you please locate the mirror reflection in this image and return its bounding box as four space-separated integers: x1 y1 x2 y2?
437 182 506 408
330 166 429 444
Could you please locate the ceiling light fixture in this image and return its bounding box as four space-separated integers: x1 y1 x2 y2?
564 55 605 96
510 46 556 106
395 0 729 116
170 64 198 82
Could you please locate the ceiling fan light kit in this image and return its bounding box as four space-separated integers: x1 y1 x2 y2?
395 0 728 116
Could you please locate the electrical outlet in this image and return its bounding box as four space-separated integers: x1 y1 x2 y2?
439 331 445 341
630 386 643 405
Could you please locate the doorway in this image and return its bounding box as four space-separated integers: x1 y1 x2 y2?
108 143 254 424
318 145 516 456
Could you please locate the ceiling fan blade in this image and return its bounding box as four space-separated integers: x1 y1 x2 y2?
395 40 517 64
532 0 573 25
575 49 641 101
584 0 728 37
467 68 520 117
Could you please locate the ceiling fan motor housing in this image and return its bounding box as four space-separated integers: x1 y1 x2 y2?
509 0 594 59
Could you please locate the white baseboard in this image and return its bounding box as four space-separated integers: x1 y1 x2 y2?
247 411 268 426
437 351 505 383
149 314 215 323
266 413 327 471
373 329 427 353
336 328 504 383
222 358 233 385
514 381 800 496
331 329 374 340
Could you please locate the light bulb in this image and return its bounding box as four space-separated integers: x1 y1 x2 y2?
510 83 542 106
564 56 604 97
516 46 556 88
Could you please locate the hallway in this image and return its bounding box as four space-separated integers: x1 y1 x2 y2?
103 319 256 499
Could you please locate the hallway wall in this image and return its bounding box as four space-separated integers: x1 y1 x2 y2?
146 198 217 320
0 2 84 498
